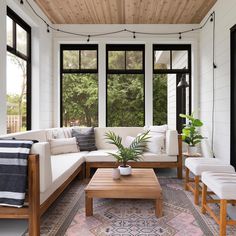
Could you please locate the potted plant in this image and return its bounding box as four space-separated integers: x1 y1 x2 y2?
179 113 204 155
105 131 150 175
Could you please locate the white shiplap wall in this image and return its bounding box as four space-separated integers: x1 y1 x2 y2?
199 0 236 163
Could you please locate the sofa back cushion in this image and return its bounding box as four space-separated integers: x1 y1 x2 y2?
95 127 143 149
0 130 47 142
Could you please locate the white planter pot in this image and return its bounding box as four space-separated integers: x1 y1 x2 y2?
118 165 132 175
188 146 198 155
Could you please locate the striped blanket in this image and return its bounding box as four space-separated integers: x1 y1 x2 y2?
0 139 34 208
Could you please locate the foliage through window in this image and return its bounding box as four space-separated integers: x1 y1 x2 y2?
106 45 145 127
153 45 191 130
61 45 98 127
6 7 31 133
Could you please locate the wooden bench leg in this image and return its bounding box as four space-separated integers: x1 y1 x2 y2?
177 165 183 179
220 199 227 236
155 196 163 218
185 168 190 191
86 164 91 179
201 183 207 214
194 176 200 205
85 194 93 217
28 155 40 236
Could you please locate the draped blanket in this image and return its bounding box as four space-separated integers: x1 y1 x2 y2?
0 140 34 208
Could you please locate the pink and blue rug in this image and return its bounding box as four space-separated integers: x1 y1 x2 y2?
26 177 236 236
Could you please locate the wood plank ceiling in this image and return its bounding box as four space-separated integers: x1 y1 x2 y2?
34 0 217 24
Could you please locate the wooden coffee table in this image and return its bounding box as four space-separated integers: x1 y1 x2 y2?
85 168 163 217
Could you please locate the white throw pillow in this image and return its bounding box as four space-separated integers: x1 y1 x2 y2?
49 137 79 155
125 136 135 147
144 125 168 134
146 135 164 154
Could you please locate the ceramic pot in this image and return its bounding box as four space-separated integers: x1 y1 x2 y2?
112 168 120 180
188 146 198 155
118 165 132 175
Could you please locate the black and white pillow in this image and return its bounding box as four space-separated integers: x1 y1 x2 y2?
72 127 97 151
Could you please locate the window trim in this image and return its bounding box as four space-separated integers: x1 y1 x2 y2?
7 7 32 131
106 44 145 127
60 44 99 127
153 44 192 131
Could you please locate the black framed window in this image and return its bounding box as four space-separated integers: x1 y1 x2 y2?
6 7 31 133
153 44 191 132
106 44 145 127
60 44 98 127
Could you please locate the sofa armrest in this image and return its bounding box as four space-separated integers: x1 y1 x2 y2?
166 130 179 155
30 142 52 192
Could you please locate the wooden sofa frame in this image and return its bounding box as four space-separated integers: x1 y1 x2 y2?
86 135 183 179
0 135 182 236
0 154 84 236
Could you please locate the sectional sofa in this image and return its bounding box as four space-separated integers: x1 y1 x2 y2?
0 126 182 236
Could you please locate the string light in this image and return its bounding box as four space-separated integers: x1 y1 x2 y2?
87 35 90 42
21 0 215 42
179 32 182 40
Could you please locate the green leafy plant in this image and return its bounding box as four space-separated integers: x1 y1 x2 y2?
179 113 204 147
105 130 150 167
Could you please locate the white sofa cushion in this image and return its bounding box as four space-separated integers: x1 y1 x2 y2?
166 130 179 155
185 157 235 176
144 125 168 134
85 149 117 162
45 127 72 140
49 137 79 155
202 171 236 200
85 149 177 162
124 136 135 147
142 152 177 162
30 142 52 193
146 135 164 154
40 151 88 204
95 127 143 149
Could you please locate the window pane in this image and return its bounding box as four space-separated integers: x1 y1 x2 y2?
153 74 167 125
172 50 188 69
62 73 98 127
108 51 125 70
107 74 144 126
63 50 80 69
81 50 97 69
7 16 13 47
126 51 143 70
16 24 27 55
7 52 27 133
154 50 170 69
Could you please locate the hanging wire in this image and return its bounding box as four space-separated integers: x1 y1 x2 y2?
22 0 214 41
211 12 216 158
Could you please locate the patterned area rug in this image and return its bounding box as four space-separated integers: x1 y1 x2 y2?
25 176 236 236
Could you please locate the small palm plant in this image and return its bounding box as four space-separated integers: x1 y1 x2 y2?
105 130 150 167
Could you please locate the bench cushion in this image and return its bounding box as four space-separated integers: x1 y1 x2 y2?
85 150 177 162
185 158 235 176
40 151 88 204
202 171 236 199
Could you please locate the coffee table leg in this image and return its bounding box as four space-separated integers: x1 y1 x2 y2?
155 198 163 217
85 195 93 216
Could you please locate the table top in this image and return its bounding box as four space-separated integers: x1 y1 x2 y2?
85 168 162 199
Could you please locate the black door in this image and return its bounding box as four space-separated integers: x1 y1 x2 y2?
230 25 236 169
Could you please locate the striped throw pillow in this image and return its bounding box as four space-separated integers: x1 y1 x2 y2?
49 137 79 155
72 127 97 151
